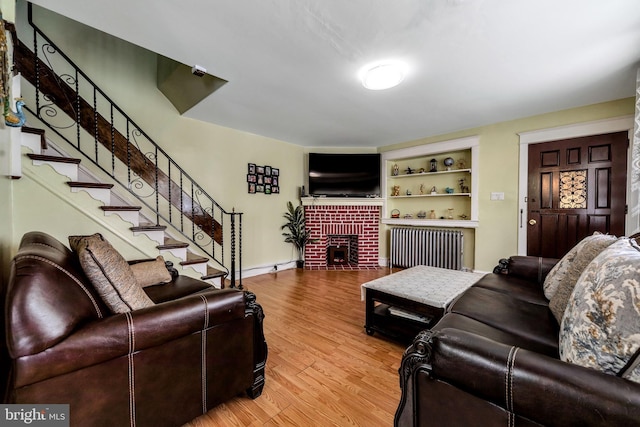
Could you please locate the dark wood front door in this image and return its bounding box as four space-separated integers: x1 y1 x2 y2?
527 131 628 258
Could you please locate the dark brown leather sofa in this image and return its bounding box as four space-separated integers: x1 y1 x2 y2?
395 255 640 427
2 231 267 427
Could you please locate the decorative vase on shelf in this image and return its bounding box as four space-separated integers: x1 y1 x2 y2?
429 210 436 219
447 208 454 219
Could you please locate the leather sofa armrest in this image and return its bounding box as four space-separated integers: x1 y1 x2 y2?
396 328 640 426
14 289 247 388
493 256 559 284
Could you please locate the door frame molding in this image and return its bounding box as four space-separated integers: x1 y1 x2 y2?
517 115 635 255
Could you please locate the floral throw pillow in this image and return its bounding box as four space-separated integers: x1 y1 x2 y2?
559 238 640 381
543 232 619 322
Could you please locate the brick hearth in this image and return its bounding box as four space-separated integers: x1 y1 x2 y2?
303 202 381 269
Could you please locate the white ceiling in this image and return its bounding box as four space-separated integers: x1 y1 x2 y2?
29 0 640 148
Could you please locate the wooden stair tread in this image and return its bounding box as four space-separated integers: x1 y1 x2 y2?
67 181 114 189
27 153 81 164
202 267 227 280
22 127 47 150
180 253 209 266
100 205 142 211
130 224 167 232
158 238 189 250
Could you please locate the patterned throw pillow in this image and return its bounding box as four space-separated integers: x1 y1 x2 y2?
559 238 640 381
130 256 172 287
69 233 154 313
543 232 619 322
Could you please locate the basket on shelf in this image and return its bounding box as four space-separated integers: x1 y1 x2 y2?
391 209 400 218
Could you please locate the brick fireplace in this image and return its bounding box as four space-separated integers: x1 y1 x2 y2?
302 198 382 269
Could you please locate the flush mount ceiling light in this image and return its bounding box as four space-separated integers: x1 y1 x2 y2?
360 61 408 90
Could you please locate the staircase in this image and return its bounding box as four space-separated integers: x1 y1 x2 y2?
20 127 228 287
10 5 243 287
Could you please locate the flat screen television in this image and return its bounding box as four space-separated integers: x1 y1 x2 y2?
308 153 381 197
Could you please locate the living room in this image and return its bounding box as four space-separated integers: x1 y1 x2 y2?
1 1 640 426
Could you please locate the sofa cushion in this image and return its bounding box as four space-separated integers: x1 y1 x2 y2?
432 313 559 357
472 274 548 305
130 256 172 287
559 238 640 381
69 233 154 313
543 232 619 322
448 286 559 353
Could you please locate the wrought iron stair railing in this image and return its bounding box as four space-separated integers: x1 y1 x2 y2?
15 4 242 287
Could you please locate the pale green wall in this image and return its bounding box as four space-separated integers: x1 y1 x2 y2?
380 98 635 271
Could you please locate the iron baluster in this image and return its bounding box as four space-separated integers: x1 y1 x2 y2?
230 210 236 288
110 104 115 177
93 87 98 163
155 145 159 224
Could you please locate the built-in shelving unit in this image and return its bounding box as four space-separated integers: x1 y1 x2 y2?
381 136 479 228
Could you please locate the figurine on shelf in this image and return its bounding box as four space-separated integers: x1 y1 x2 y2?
459 177 469 193
406 189 412 196
417 210 427 219
457 159 467 169
459 214 469 220
445 187 454 194
392 163 399 176
443 157 455 171
429 210 436 219
405 167 415 175
420 184 425 195
447 208 454 219
419 168 426 173
392 185 400 196
430 186 437 195
429 159 438 173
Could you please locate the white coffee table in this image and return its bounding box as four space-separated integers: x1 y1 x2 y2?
361 265 485 341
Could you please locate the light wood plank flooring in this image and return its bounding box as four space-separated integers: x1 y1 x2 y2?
184 268 406 426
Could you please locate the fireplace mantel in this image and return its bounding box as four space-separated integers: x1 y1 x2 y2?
301 197 384 207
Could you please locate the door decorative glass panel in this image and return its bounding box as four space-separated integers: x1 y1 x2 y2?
559 170 587 209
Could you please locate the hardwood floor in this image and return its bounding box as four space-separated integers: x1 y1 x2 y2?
184 268 406 426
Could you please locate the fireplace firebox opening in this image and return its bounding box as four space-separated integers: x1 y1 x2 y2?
328 246 349 265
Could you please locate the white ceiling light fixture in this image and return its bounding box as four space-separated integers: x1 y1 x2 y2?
360 61 408 90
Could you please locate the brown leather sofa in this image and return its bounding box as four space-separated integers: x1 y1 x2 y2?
2 231 267 427
395 255 640 426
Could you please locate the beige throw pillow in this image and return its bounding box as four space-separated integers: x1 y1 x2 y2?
130 256 172 287
69 233 154 313
543 232 619 322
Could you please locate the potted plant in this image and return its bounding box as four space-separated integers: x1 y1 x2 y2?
281 201 316 268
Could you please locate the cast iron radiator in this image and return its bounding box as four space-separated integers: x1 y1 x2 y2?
390 227 464 270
